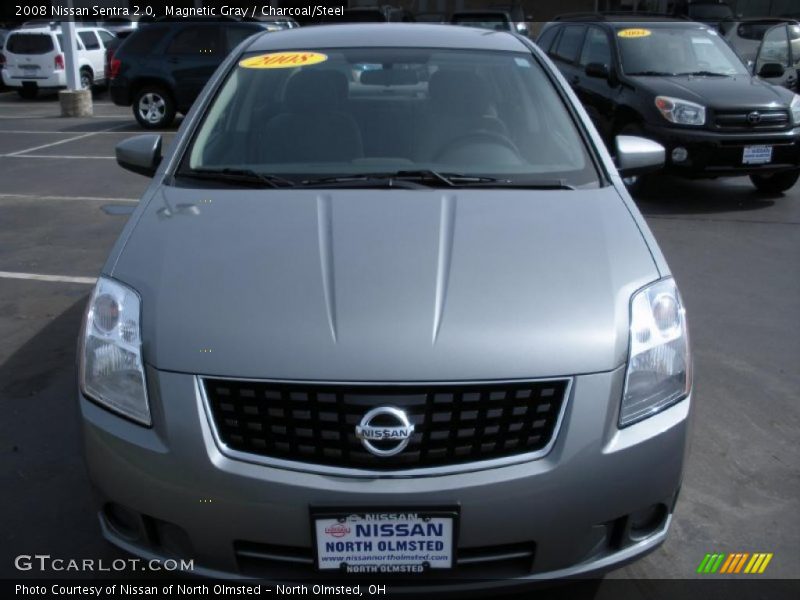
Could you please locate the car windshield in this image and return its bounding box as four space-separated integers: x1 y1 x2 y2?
182 47 599 188
618 26 748 76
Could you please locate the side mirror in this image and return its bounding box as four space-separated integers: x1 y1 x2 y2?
116 134 162 177
585 62 610 79
615 135 665 178
757 62 785 78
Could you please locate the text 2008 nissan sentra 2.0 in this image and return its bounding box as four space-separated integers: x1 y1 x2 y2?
78 24 692 587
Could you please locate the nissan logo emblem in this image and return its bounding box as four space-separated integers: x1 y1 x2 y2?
355 407 414 457
747 111 761 125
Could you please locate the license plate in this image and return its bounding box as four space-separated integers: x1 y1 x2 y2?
20 65 39 71
743 145 772 165
312 509 457 574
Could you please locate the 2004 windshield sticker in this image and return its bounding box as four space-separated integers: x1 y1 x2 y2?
617 28 652 39
239 51 328 69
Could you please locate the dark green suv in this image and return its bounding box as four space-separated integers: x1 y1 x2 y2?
109 19 268 128
538 16 800 193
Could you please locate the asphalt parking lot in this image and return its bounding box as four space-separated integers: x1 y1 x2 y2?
0 89 797 588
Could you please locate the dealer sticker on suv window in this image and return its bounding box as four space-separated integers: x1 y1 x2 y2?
743 145 773 165
313 510 455 574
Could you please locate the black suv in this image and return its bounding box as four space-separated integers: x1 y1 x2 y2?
538 16 800 193
109 19 267 128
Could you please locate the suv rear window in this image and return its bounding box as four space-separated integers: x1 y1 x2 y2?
6 33 54 54
120 25 167 54
737 21 781 41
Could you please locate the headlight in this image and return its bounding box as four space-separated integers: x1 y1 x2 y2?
620 278 691 427
80 277 150 425
791 95 800 125
655 96 706 126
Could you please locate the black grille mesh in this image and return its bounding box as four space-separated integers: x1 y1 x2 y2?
713 109 790 131
204 379 569 470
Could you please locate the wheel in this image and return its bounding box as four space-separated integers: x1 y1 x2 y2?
132 86 175 129
79 68 93 91
617 123 652 196
17 87 37 99
749 170 799 194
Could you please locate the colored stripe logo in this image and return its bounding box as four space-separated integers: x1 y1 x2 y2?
697 552 773 574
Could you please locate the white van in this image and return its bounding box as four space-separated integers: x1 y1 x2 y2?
1 25 116 98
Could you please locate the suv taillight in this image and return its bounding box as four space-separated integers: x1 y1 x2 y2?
54 53 64 70
109 57 121 80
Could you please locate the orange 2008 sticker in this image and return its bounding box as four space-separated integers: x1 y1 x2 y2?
617 28 652 39
239 51 328 69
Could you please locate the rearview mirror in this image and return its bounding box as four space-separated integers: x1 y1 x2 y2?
585 62 609 79
615 135 665 178
757 62 785 78
116 134 162 177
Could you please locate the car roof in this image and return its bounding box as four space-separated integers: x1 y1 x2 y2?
246 23 529 53
732 17 797 23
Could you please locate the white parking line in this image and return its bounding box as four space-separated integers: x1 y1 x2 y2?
1 153 115 159
0 193 138 203
4 131 99 156
0 271 96 285
0 130 172 135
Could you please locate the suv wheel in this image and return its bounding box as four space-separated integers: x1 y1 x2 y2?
133 86 176 129
80 68 93 91
750 170 800 194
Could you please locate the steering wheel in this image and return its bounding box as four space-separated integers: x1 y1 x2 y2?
433 130 522 163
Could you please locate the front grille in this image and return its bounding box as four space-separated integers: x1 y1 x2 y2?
203 378 569 471
234 540 536 580
713 109 790 131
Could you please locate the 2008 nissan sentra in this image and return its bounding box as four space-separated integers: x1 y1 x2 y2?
78 24 693 587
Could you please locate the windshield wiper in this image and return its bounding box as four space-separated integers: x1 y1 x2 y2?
300 170 508 188
489 179 575 190
626 70 677 76
177 167 296 188
675 71 731 77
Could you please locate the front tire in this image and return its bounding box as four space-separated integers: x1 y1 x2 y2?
132 86 175 129
80 68 93 92
750 170 800 194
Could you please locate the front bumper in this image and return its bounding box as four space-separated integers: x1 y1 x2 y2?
80 366 691 588
641 122 800 177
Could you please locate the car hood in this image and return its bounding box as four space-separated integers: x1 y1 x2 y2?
634 74 792 109
111 186 659 381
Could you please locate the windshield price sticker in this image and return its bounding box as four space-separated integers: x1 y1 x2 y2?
618 28 652 39
314 512 455 574
239 52 328 69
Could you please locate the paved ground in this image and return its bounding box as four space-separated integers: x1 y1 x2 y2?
0 89 797 591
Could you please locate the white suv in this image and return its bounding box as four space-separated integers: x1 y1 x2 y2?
1 25 116 98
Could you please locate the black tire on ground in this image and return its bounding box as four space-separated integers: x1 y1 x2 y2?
749 170 800 194
17 87 37 99
80 68 93 92
132 86 176 129
617 123 653 196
